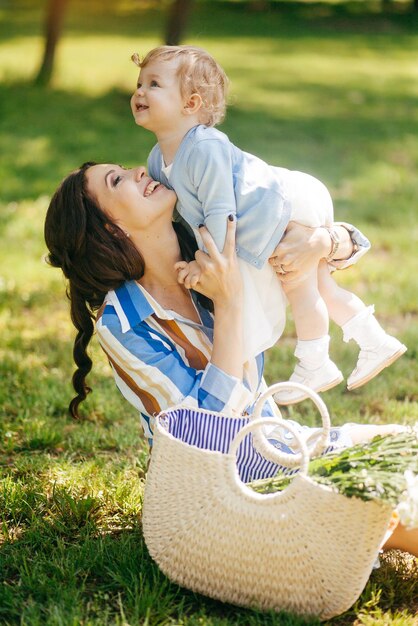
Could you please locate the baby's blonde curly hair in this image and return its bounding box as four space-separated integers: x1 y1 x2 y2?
131 45 229 127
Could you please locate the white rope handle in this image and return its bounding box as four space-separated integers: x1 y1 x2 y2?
225 417 310 502
250 382 331 467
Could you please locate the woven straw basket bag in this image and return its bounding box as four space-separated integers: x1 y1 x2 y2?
142 383 394 620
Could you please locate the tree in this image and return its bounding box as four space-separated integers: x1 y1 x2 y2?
34 0 69 87
35 0 193 86
165 0 194 46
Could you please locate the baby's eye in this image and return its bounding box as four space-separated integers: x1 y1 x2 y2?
136 82 142 89
150 80 159 87
113 175 122 187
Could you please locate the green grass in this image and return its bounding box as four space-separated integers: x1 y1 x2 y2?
0 1 417 624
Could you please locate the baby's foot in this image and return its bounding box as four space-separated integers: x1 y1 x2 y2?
274 360 343 405
347 336 407 391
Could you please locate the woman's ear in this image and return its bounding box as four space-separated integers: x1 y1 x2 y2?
105 222 128 238
183 93 203 115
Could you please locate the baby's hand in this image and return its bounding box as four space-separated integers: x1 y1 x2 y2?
174 260 202 290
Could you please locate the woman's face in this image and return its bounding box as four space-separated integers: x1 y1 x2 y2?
86 164 177 234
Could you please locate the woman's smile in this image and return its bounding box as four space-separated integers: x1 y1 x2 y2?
144 180 161 196
86 164 177 233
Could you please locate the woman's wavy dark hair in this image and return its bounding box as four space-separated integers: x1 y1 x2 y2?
44 162 208 419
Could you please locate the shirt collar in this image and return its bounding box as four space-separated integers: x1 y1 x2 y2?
106 279 214 334
106 280 174 333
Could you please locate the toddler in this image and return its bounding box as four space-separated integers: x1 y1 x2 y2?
130 45 406 404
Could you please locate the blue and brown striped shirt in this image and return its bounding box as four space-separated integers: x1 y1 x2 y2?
96 280 276 445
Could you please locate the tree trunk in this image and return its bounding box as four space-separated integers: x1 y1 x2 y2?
248 1 268 11
165 0 193 46
34 0 69 86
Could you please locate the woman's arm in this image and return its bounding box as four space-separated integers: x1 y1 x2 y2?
329 221 371 269
268 221 370 283
176 216 245 379
192 216 245 379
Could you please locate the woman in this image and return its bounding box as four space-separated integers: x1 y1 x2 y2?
44 162 417 556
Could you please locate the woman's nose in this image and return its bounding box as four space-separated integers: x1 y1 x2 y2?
134 167 146 181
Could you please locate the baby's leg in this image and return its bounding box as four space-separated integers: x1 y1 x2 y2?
274 268 343 405
318 261 407 390
283 266 328 340
317 259 365 326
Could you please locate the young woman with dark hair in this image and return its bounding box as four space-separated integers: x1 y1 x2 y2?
45 162 207 419
44 161 418 557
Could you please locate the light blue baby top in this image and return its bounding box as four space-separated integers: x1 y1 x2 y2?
147 124 291 269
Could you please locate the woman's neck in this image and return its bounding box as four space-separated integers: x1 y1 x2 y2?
131 223 182 292
132 222 200 321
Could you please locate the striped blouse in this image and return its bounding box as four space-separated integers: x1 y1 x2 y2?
96 280 277 445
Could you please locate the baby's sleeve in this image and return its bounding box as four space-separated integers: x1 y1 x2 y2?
147 143 162 182
188 139 237 252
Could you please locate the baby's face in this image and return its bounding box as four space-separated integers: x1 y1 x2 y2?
130 59 185 134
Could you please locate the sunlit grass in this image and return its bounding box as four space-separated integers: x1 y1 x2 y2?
1 1 417 624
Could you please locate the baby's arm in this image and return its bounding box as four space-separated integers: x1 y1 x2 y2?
147 143 163 183
188 139 237 252
175 260 202 290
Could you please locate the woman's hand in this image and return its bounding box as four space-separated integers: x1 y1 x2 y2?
176 216 243 310
269 222 331 284
175 216 244 377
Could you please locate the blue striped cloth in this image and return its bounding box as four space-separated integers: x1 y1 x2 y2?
159 406 353 483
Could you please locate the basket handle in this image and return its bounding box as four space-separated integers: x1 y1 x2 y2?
226 417 310 502
250 382 331 467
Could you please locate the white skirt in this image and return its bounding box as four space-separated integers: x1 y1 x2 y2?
240 168 335 361
239 259 286 361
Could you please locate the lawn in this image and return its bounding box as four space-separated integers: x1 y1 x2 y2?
0 1 417 624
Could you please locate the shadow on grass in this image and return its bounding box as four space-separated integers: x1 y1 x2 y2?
0 508 416 624
0 82 156 207
1 1 417 46
0 521 320 625
1 78 417 211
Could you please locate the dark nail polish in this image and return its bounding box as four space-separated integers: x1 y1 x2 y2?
228 214 234 221
198 223 204 228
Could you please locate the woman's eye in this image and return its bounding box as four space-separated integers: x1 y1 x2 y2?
113 175 122 187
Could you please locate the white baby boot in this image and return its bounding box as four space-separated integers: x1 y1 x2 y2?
274 336 343 405
342 306 407 391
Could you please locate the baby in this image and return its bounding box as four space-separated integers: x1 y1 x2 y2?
130 45 406 404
